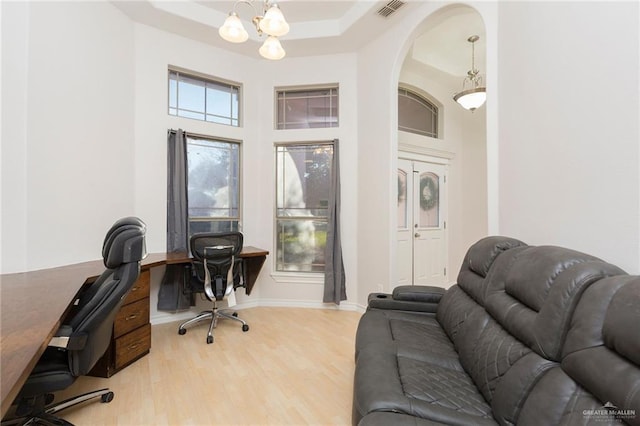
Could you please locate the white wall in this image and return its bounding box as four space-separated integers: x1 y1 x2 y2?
132 24 360 322
254 53 359 306
497 1 640 273
1 2 29 273
1 1 135 273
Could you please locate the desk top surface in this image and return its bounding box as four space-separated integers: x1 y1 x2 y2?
0 247 267 417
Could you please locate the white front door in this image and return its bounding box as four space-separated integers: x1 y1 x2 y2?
397 159 448 286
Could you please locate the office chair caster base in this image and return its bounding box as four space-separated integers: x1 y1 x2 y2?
178 328 187 335
232 312 238 317
100 392 114 403
242 324 249 332
4 389 114 426
206 336 214 344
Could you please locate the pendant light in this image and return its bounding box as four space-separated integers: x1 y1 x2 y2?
453 35 486 111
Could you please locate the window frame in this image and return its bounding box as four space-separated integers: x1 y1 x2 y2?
274 84 339 130
398 85 441 139
186 133 242 237
273 140 335 275
168 66 242 127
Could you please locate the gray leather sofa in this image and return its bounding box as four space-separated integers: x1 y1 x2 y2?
353 236 640 426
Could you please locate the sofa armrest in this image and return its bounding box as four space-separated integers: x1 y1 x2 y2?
367 286 445 313
392 285 445 303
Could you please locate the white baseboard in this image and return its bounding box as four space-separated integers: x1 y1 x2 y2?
150 299 366 325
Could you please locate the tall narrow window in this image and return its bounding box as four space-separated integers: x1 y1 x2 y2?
169 68 241 127
398 169 408 229
276 85 339 129
187 135 241 234
275 143 334 272
398 87 439 138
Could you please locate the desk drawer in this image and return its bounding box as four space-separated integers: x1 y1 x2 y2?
123 269 150 305
115 323 151 370
114 298 149 338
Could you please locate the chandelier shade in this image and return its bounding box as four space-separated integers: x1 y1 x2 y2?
453 35 486 111
219 1 289 60
259 35 286 60
219 13 249 43
259 4 289 37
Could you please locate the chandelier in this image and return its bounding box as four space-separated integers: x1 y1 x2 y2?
219 0 290 60
453 35 486 111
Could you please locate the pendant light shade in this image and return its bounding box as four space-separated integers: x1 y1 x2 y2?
453 88 486 111
454 35 486 112
259 36 286 60
219 13 249 43
258 36 286 60
259 4 289 37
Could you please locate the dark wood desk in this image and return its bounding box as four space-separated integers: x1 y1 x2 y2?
0 247 268 417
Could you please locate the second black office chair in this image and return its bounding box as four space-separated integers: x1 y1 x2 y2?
178 232 249 344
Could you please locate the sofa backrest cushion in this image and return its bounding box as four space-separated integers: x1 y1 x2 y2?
517 277 640 426
602 279 640 366
484 245 626 361
455 308 532 406
437 236 526 347
435 284 480 346
456 236 526 305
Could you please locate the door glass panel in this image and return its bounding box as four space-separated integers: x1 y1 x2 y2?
419 172 439 228
397 169 407 228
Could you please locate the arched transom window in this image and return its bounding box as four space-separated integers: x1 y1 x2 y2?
398 88 439 138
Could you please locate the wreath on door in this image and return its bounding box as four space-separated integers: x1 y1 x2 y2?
420 175 438 211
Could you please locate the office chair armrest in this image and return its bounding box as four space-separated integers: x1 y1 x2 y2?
49 325 88 350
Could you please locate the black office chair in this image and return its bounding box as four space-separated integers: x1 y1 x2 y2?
3 217 147 426
178 232 249 344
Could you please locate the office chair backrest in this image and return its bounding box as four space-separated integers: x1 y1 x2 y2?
67 217 147 376
190 232 243 301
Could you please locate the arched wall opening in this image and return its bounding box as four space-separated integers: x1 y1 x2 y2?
395 5 488 288
355 2 498 307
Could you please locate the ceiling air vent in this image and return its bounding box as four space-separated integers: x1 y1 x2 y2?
377 0 406 18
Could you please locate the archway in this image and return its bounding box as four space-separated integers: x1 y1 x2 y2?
394 5 488 288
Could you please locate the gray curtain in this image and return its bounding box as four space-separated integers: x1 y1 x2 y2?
323 139 346 304
166 129 189 253
158 129 192 312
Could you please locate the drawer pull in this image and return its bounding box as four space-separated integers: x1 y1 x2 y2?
128 343 141 350
131 286 140 292
125 313 139 321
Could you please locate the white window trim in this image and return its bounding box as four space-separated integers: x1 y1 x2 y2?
273 140 334 276
168 66 243 127
274 83 339 130
270 271 324 284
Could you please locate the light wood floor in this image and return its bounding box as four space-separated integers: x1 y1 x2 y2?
55 307 362 426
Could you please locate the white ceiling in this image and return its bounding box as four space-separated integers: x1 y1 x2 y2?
196 0 358 23
112 0 485 77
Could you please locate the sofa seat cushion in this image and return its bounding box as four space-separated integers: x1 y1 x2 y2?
358 412 447 426
354 343 497 426
355 310 455 360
